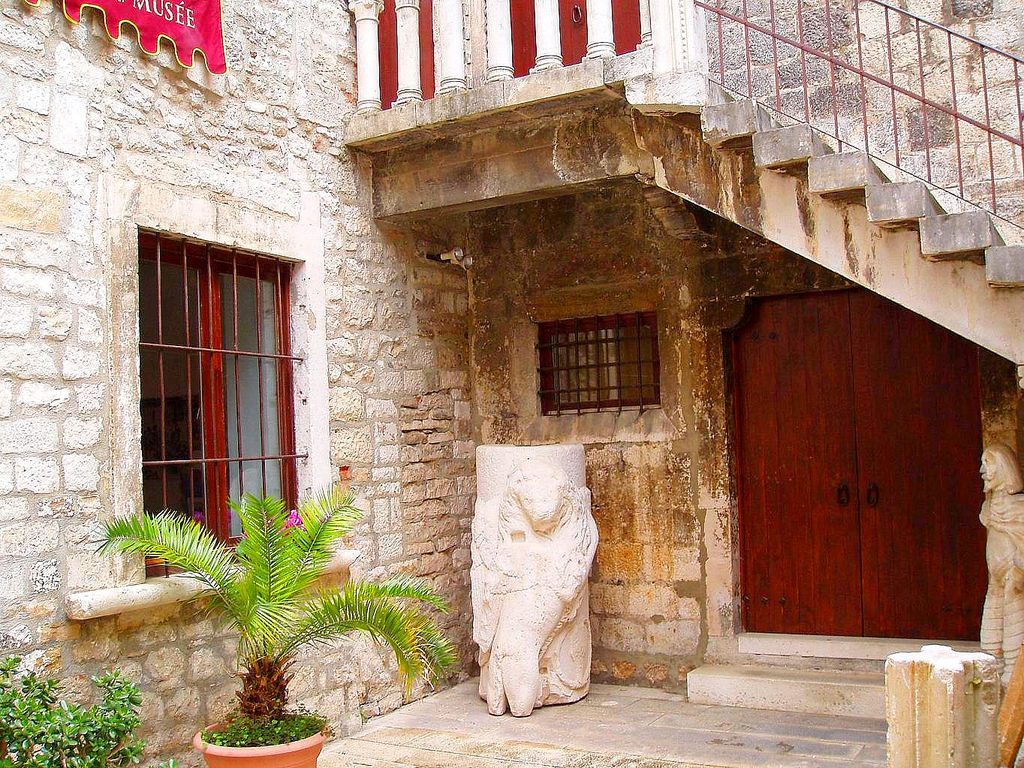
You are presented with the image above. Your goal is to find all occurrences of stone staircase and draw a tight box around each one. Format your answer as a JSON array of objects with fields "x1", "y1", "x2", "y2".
[{"x1": 701, "y1": 100, "x2": 1024, "y2": 288}]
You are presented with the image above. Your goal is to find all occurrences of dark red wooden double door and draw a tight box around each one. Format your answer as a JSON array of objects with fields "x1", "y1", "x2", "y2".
[{"x1": 732, "y1": 290, "x2": 986, "y2": 640}]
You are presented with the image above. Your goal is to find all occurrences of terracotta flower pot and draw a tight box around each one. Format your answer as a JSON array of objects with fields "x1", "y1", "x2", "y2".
[{"x1": 193, "y1": 728, "x2": 325, "y2": 768}]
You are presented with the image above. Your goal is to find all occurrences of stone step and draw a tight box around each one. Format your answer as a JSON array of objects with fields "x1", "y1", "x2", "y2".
[
  {"x1": 986, "y1": 245, "x2": 1024, "y2": 287},
  {"x1": 865, "y1": 181, "x2": 942, "y2": 229},
  {"x1": 701, "y1": 100, "x2": 774, "y2": 149},
  {"x1": 686, "y1": 664, "x2": 885, "y2": 719},
  {"x1": 808, "y1": 152, "x2": 888, "y2": 200},
  {"x1": 919, "y1": 210, "x2": 1004, "y2": 262},
  {"x1": 752, "y1": 124, "x2": 831, "y2": 171}
]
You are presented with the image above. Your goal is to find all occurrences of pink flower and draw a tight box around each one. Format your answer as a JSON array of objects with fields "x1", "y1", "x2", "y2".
[{"x1": 284, "y1": 509, "x2": 302, "y2": 529}]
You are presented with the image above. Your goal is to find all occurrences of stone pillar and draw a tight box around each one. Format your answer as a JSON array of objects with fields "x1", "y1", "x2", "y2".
[
  {"x1": 435, "y1": 0, "x2": 468, "y2": 92},
  {"x1": 886, "y1": 645, "x2": 1000, "y2": 768},
  {"x1": 352, "y1": 0, "x2": 385, "y2": 113},
  {"x1": 533, "y1": 0, "x2": 563, "y2": 71},
  {"x1": 485, "y1": 0, "x2": 514, "y2": 81},
  {"x1": 638, "y1": 0, "x2": 651, "y2": 47},
  {"x1": 585, "y1": 0, "x2": 615, "y2": 59},
  {"x1": 649, "y1": 0, "x2": 705, "y2": 75},
  {"x1": 472, "y1": 444, "x2": 597, "y2": 717},
  {"x1": 395, "y1": 0, "x2": 423, "y2": 104}
]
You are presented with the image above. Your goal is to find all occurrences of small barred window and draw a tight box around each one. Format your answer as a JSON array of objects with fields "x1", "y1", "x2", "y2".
[{"x1": 537, "y1": 312, "x2": 661, "y2": 416}]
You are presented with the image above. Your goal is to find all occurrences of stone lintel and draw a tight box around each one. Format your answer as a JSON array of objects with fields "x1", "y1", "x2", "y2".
[
  {"x1": 370, "y1": 110, "x2": 652, "y2": 221},
  {"x1": 344, "y1": 50, "x2": 710, "y2": 153},
  {"x1": 65, "y1": 548, "x2": 360, "y2": 620}
]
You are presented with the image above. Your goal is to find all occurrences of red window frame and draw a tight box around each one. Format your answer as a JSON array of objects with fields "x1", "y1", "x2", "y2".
[
  {"x1": 138, "y1": 230, "x2": 302, "y2": 567},
  {"x1": 538, "y1": 311, "x2": 661, "y2": 415}
]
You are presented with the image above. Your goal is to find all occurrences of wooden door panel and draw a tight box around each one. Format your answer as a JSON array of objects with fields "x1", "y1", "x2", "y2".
[
  {"x1": 850, "y1": 291, "x2": 986, "y2": 640},
  {"x1": 559, "y1": 0, "x2": 588, "y2": 65},
  {"x1": 613, "y1": 0, "x2": 642, "y2": 54},
  {"x1": 734, "y1": 292, "x2": 862, "y2": 635}
]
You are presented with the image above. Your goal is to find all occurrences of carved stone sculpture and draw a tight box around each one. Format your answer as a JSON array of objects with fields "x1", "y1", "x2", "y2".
[
  {"x1": 979, "y1": 443, "x2": 1024, "y2": 684},
  {"x1": 471, "y1": 445, "x2": 598, "y2": 717}
]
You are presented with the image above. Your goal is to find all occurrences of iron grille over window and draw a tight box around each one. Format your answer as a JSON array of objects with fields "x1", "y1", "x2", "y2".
[
  {"x1": 137, "y1": 230, "x2": 303, "y2": 554},
  {"x1": 538, "y1": 312, "x2": 661, "y2": 416}
]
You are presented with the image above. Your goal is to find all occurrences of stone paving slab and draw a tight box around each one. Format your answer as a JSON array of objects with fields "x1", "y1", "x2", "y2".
[{"x1": 320, "y1": 681, "x2": 887, "y2": 768}]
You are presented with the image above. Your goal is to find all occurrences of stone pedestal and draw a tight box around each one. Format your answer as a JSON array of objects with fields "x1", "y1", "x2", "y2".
[
  {"x1": 886, "y1": 645, "x2": 1000, "y2": 768},
  {"x1": 471, "y1": 444, "x2": 597, "y2": 717}
]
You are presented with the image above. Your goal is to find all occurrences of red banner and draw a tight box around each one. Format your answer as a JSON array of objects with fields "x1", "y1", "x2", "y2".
[{"x1": 24, "y1": 0, "x2": 226, "y2": 74}]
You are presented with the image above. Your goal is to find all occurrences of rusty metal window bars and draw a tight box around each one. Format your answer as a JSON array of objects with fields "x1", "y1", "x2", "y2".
[
  {"x1": 137, "y1": 230, "x2": 303, "y2": 566},
  {"x1": 538, "y1": 312, "x2": 661, "y2": 416}
]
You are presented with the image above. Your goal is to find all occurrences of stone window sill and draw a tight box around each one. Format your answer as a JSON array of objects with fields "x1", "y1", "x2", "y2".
[{"x1": 65, "y1": 549, "x2": 360, "y2": 620}]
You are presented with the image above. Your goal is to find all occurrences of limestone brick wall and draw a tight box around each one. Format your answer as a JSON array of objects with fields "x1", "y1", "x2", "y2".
[{"x1": 0, "y1": 0, "x2": 475, "y2": 764}]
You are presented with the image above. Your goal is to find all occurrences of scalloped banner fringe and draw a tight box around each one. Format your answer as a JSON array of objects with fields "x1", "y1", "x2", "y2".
[{"x1": 23, "y1": 0, "x2": 227, "y2": 74}]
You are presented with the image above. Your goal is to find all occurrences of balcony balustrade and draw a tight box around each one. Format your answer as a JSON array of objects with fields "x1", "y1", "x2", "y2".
[{"x1": 348, "y1": 0, "x2": 706, "y2": 117}]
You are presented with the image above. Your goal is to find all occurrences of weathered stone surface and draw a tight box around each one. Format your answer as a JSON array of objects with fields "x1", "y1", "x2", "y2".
[
  {"x1": 0, "y1": 187, "x2": 63, "y2": 233},
  {"x1": 700, "y1": 99, "x2": 774, "y2": 148},
  {"x1": 807, "y1": 151, "x2": 888, "y2": 199},
  {"x1": 985, "y1": 246, "x2": 1024, "y2": 288},
  {"x1": 472, "y1": 445, "x2": 596, "y2": 717},
  {"x1": 865, "y1": 182, "x2": 942, "y2": 229},
  {"x1": 920, "y1": 211, "x2": 1002, "y2": 261},
  {"x1": 885, "y1": 645, "x2": 999, "y2": 768},
  {"x1": 752, "y1": 124, "x2": 831, "y2": 169}
]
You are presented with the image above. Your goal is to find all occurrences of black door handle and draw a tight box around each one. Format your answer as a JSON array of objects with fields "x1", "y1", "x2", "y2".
[
  {"x1": 866, "y1": 482, "x2": 880, "y2": 507},
  {"x1": 837, "y1": 483, "x2": 850, "y2": 506}
]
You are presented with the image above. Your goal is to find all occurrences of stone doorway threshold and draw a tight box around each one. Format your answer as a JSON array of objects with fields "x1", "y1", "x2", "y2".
[
  {"x1": 320, "y1": 680, "x2": 886, "y2": 768},
  {"x1": 736, "y1": 632, "x2": 981, "y2": 660}
]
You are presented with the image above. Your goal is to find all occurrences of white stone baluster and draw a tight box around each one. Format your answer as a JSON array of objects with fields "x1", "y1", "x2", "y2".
[
  {"x1": 533, "y1": 0, "x2": 562, "y2": 70},
  {"x1": 395, "y1": 0, "x2": 423, "y2": 103},
  {"x1": 648, "y1": 0, "x2": 676, "y2": 75},
  {"x1": 585, "y1": 0, "x2": 615, "y2": 59},
  {"x1": 638, "y1": 0, "x2": 652, "y2": 46},
  {"x1": 485, "y1": 0, "x2": 514, "y2": 81},
  {"x1": 436, "y1": 0, "x2": 468, "y2": 92},
  {"x1": 352, "y1": 0, "x2": 385, "y2": 113}
]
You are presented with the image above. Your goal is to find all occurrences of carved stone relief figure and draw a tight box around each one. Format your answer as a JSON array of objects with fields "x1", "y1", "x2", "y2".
[
  {"x1": 979, "y1": 443, "x2": 1024, "y2": 684},
  {"x1": 471, "y1": 445, "x2": 598, "y2": 717}
]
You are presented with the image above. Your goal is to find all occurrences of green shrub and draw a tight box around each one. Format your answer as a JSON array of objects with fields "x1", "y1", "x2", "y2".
[
  {"x1": 201, "y1": 712, "x2": 328, "y2": 748},
  {"x1": 0, "y1": 656, "x2": 145, "y2": 768}
]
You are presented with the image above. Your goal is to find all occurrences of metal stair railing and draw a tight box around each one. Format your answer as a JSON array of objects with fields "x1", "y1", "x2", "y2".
[{"x1": 696, "y1": 0, "x2": 1024, "y2": 229}]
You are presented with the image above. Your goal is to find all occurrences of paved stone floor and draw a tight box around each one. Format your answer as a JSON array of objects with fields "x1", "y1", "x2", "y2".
[{"x1": 320, "y1": 680, "x2": 887, "y2": 768}]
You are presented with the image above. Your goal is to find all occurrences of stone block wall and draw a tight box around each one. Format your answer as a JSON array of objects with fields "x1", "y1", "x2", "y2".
[
  {"x1": 0, "y1": 0, "x2": 476, "y2": 764},
  {"x1": 460, "y1": 184, "x2": 709, "y2": 690}
]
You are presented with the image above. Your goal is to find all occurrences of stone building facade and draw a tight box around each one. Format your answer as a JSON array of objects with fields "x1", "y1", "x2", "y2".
[
  {"x1": 0, "y1": 0, "x2": 475, "y2": 759},
  {"x1": 2, "y1": 0, "x2": 1024, "y2": 762}
]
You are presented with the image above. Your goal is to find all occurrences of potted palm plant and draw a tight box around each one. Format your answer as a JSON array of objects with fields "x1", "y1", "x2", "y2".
[{"x1": 99, "y1": 488, "x2": 456, "y2": 768}]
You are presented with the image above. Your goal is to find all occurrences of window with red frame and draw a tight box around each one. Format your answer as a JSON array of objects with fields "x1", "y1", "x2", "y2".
[
  {"x1": 538, "y1": 312, "x2": 661, "y2": 415},
  {"x1": 137, "y1": 230, "x2": 302, "y2": 560}
]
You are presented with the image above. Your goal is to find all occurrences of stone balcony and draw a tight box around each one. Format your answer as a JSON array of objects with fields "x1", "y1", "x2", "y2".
[{"x1": 344, "y1": 0, "x2": 717, "y2": 221}]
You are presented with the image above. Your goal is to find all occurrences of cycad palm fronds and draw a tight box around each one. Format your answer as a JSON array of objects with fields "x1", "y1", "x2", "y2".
[
  {"x1": 98, "y1": 487, "x2": 456, "y2": 719},
  {"x1": 281, "y1": 578, "x2": 457, "y2": 687}
]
